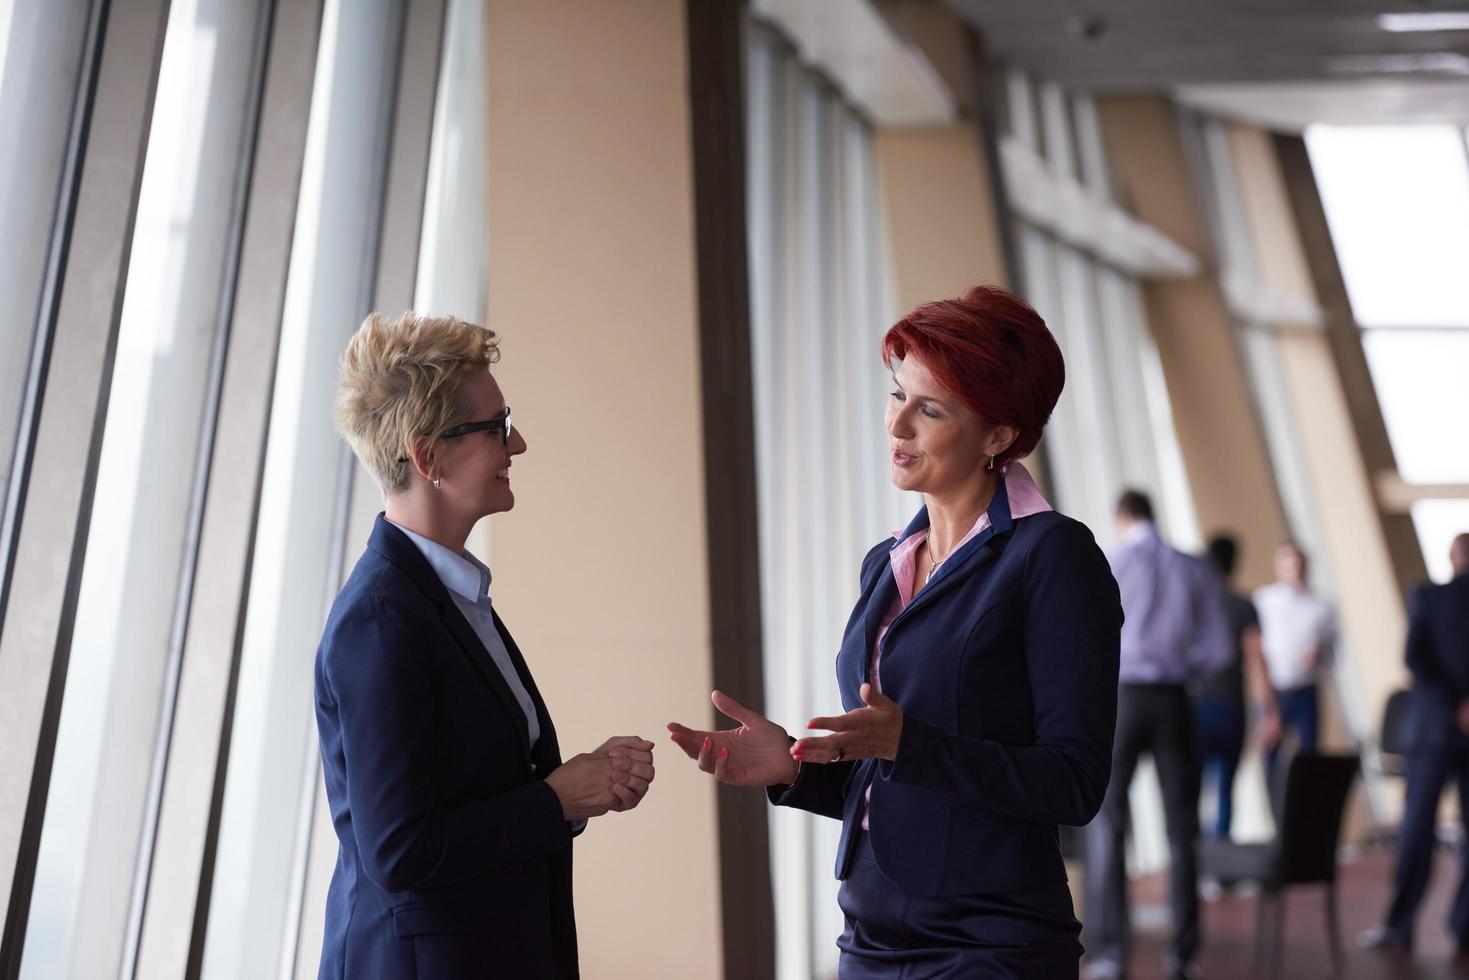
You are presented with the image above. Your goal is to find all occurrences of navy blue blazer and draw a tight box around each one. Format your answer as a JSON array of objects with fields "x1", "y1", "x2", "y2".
[
  {"x1": 771, "y1": 480, "x2": 1122, "y2": 897},
  {"x1": 1403, "y1": 573, "x2": 1469, "y2": 755},
  {"x1": 315, "y1": 515, "x2": 578, "y2": 979}
]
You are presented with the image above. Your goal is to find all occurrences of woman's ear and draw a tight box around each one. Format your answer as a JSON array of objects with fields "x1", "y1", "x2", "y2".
[
  {"x1": 986, "y1": 424, "x2": 1018, "y2": 460},
  {"x1": 408, "y1": 436, "x2": 439, "y2": 483}
]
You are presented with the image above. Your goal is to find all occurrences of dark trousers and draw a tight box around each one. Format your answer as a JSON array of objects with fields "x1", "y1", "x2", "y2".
[
  {"x1": 1385, "y1": 747, "x2": 1469, "y2": 945},
  {"x1": 1084, "y1": 683, "x2": 1201, "y2": 970},
  {"x1": 1265, "y1": 684, "x2": 1319, "y2": 791},
  {"x1": 1195, "y1": 697, "x2": 1244, "y2": 839}
]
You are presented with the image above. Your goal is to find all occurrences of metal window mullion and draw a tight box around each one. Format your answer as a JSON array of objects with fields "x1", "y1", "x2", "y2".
[{"x1": 118, "y1": 3, "x2": 280, "y2": 977}]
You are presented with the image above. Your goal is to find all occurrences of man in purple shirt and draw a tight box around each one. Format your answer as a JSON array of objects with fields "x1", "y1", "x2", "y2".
[{"x1": 1083, "y1": 490, "x2": 1231, "y2": 980}]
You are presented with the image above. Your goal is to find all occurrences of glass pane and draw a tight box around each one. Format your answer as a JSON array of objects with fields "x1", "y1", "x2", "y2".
[
  {"x1": 1306, "y1": 126, "x2": 1469, "y2": 328},
  {"x1": 1057, "y1": 245, "x2": 1122, "y2": 512},
  {"x1": 1411, "y1": 499, "x2": 1469, "y2": 585},
  {"x1": 20, "y1": 0, "x2": 268, "y2": 976},
  {"x1": 0, "y1": 0, "x2": 90, "y2": 518},
  {"x1": 413, "y1": 0, "x2": 485, "y2": 320},
  {"x1": 1018, "y1": 227, "x2": 1094, "y2": 526},
  {"x1": 1238, "y1": 329, "x2": 1325, "y2": 560},
  {"x1": 200, "y1": 1, "x2": 405, "y2": 977},
  {"x1": 746, "y1": 31, "x2": 899, "y2": 980},
  {"x1": 1095, "y1": 268, "x2": 1175, "y2": 525},
  {"x1": 1362, "y1": 330, "x2": 1469, "y2": 484}
]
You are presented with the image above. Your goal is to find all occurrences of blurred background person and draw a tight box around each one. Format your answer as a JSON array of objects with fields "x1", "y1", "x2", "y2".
[
  {"x1": 1254, "y1": 542, "x2": 1336, "y2": 785},
  {"x1": 1084, "y1": 490, "x2": 1231, "y2": 980},
  {"x1": 670, "y1": 286, "x2": 1122, "y2": 978},
  {"x1": 315, "y1": 313, "x2": 655, "y2": 980},
  {"x1": 1195, "y1": 533, "x2": 1279, "y2": 842},
  {"x1": 1361, "y1": 533, "x2": 1469, "y2": 955}
]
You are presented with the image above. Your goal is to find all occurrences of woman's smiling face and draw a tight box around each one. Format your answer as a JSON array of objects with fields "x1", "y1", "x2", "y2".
[{"x1": 885, "y1": 354, "x2": 1012, "y2": 498}]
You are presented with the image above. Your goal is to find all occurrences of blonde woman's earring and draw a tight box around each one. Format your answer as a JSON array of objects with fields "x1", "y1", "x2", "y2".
[{"x1": 433, "y1": 476, "x2": 442, "y2": 490}]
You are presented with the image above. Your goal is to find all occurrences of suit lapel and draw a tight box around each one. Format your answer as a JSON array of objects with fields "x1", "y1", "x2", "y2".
[
  {"x1": 493, "y1": 608, "x2": 562, "y2": 771},
  {"x1": 437, "y1": 603, "x2": 534, "y2": 760},
  {"x1": 847, "y1": 509, "x2": 929, "y2": 704},
  {"x1": 858, "y1": 563, "x2": 898, "y2": 681},
  {"x1": 368, "y1": 515, "x2": 533, "y2": 761},
  {"x1": 885, "y1": 477, "x2": 1015, "y2": 637}
]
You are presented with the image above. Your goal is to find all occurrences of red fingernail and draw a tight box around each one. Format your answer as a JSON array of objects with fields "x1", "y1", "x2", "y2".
[
  {"x1": 719, "y1": 748, "x2": 728, "y2": 759},
  {"x1": 703, "y1": 737, "x2": 711, "y2": 749}
]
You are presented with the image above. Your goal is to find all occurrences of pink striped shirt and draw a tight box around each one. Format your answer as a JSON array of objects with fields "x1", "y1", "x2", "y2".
[{"x1": 863, "y1": 462, "x2": 1053, "y2": 829}]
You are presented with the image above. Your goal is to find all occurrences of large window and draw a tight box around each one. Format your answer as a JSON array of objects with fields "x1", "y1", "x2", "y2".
[
  {"x1": 0, "y1": 1, "x2": 479, "y2": 975},
  {"x1": 1004, "y1": 74, "x2": 1198, "y2": 550},
  {"x1": 1307, "y1": 125, "x2": 1469, "y2": 583},
  {"x1": 1005, "y1": 72, "x2": 1206, "y2": 869},
  {"x1": 745, "y1": 19, "x2": 903, "y2": 980},
  {"x1": 22, "y1": 2, "x2": 271, "y2": 975}
]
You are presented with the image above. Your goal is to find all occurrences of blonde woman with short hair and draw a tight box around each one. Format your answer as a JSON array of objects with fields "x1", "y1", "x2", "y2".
[{"x1": 315, "y1": 312, "x2": 653, "y2": 980}]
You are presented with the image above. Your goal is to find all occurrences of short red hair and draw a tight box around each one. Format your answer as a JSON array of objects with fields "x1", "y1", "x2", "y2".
[{"x1": 881, "y1": 285, "x2": 1064, "y2": 469}]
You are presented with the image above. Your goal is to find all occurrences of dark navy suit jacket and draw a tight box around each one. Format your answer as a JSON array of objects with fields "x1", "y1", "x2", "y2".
[
  {"x1": 1403, "y1": 573, "x2": 1469, "y2": 755},
  {"x1": 315, "y1": 515, "x2": 578, "y2": 979},
  {"x1": 772, "y1": 480, "x2": 1122, "y2": 896}
]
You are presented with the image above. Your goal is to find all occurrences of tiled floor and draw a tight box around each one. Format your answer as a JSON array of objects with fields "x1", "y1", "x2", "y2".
[{"x1": 1111, "y1": 847, "x2": 1468, "y2": 979}]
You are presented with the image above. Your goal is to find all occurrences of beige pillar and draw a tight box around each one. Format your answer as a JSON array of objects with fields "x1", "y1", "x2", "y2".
[
  {"x1": 1096, "y1": 97, "x2": 1292, "y2": 589},
  {"x1": 876, "y1": 125, "x2": 1009, "y2": 308},
  {"x1": 482, "y1": 3, "x2": 722, "y2": 977}
]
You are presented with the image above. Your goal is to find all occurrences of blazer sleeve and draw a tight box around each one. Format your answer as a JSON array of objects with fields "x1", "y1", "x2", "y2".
[
  {"x1": 879, "y1": 519, "x2": 1122, "y2": 827},
  {"x1": 767, "y1": 753, "x2": 856, "y2": 820},
  {"x1": 320, "y1": 596, "x2": 571, "y2": 892},
  {"x1": 1405, "y1": 586, "x2": 1454, "y2": 697}
]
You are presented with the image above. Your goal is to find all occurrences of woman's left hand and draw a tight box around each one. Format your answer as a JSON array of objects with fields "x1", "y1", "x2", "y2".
[{"x1": 792, "y1": 683, "x2": 903, "y2": 764}]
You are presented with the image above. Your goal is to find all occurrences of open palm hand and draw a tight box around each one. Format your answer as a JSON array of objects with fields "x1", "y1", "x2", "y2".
[{"x1": 668, "y1": 691, "x2": 799, "y2": 787}]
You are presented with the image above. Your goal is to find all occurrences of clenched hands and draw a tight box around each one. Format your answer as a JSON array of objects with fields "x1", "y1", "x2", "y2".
[{"x1": 545, "y1": 735, "x2": 655, "y2": 821}]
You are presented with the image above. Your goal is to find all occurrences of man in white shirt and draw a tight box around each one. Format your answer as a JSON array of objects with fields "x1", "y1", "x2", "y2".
[{"x1": 1253, "y1": 542, "x2": 1335, "y2": 787}]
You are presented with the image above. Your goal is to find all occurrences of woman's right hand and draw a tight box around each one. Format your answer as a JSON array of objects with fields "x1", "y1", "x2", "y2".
[
  {"x1": 668, "y1": 691, "x2": 799, "y2": 788},
  {"x1": 545, "y1": 753, "x2": 637, "y2": 821}
]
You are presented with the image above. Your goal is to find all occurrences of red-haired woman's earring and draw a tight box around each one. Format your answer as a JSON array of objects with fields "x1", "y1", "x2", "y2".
[
  {"x1": 433, "y1": 476, "x2": 442, "y2": 490},
  {"x1": 987, "y1": 454, "x2": 995, "y2": 472}
]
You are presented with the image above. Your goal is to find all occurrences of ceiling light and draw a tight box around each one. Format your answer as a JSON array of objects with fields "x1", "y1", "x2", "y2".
[
  {"x1": 1378, "y1": 12, "x2": 1469, "y2": 31},
  {"x1": 1326, "y1": 52, "x2": 1469, "y2": 75}
]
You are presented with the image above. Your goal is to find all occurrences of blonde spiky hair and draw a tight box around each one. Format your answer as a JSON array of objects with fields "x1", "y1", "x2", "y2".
[{"x1": 334, "y1": 311, "x2": 500, "y2": 493}]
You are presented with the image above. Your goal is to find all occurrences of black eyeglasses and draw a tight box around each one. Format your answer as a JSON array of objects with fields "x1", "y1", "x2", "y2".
[
  {"x1": 441, "y1": 408, "x2": 512, "y2": 445},
  {"x1": 398, "y1": 409, "x2": 512, "y2": 462}
]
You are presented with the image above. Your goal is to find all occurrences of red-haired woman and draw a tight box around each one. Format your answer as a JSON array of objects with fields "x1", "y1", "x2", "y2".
[{"x1": 670, "y1": 286, "x2": 1122, "y2": 977}]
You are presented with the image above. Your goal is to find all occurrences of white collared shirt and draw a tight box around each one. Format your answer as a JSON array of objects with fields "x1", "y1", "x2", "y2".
[
  {"x1": 1252, "y1": 580, "x2": 1335, "y2": 691},
  {"x1": 390, "y1": 520, "x2": 541, "y2": 754}
]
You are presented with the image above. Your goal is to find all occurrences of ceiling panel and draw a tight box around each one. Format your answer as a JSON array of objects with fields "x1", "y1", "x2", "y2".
[{"x1": 946, "y1": 0, "x2": 1469, "y2": 126}]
